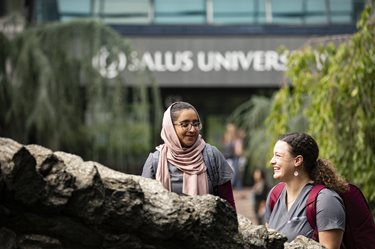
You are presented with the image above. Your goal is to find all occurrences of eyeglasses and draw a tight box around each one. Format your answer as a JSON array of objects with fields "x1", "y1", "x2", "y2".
[{"x1": 174, "y1": 121, "x2": 202, "y2": 131}]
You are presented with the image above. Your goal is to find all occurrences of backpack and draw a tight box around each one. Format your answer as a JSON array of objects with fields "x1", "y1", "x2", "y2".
[
  {"x1": 269, "y1": 182, "x2": 375, "y2": 249},
  {"x1": 151, "y1": 144, "x2": 220, "y2": 194}
]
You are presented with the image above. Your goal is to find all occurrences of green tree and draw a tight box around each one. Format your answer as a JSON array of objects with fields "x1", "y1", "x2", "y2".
[
  {"x1": 227, "y1": 94, "x2": 307, "y2": 186},
  {"x1": 227, "y1": 96, "x2": 273, "y2": 171},
  {"x1": 267, "y1": 5, "x2": 375, "y2": 203},
  {"x1": 0, "y1": 19, "x2": 162, "y2": 173}
]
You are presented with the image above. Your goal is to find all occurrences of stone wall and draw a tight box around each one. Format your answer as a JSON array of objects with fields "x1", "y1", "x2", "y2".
[{"x1": 0, "y1": 137, "x2": 324, "y2": 249}]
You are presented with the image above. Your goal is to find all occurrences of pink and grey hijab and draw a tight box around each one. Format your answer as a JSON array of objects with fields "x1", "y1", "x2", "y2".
[{"x1": 155, "y1": 103, "x2": 209, "y2": 195}]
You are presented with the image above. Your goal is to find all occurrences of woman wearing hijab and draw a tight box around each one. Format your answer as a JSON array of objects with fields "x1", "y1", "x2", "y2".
[{"x1": 141, "y1": 101, "x2": 236, "y2": 210}]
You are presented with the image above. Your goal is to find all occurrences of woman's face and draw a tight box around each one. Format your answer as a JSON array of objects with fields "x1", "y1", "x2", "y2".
[
  {"x1": 173, "y1": 108, "x2": 200, "y2": 147},
  {"x1": 270, "y1": 140, "x2": 296, "y2": 181}
]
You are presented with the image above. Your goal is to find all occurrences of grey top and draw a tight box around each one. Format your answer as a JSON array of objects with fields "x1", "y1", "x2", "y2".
[
  {"x1": 141, "y1": 144, "x2": 233, "y2": 195},
  {"x1": 264, "y1": 183, "x2": 345, "y2": 242}
]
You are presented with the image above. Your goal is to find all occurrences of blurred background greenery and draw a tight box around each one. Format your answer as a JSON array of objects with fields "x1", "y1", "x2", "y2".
[
  {"x1": 0, "y1": 19, "x2": 163, "y2": 174},
  {"x1": 228, "y1": 6, "x2": 375, "y2": 212}
]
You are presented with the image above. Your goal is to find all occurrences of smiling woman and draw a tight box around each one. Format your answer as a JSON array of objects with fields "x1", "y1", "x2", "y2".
[
  {"x1": 172, "y1": 108, "x2": 201, "y2": 147},
  {"x1": 265, "y1": 133, "x2": 348, "y2": 249},
  {"x1": 141, "y1": 101, "x2": 236, "y2": 210}
]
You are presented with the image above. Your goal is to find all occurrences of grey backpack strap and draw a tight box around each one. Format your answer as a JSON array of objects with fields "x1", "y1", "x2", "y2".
[
  {"x1": 203, "y1": 144, "x2": 219, "y2": 195},
  {"x1": 151, "y1": 150, "x2": 160, "y2": 178}
]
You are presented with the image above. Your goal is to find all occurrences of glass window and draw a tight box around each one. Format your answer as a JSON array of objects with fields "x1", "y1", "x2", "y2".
[
  {"x1": 305, "y1": 0, "x2": 329, "y2": 24},
  {"x1": 101, "y1": 0, "x2": 150, "y2": 24},
  {"x1": 330, "y1": 0, "x2": 352, "y2": 23},
  {"x1": 57, "y1": 0, "x2": 150, "y2": 24},
  {"x1": 213, "y1": 0, "x2": 264, "y2": 24},
  {"x1": 154, "y1": 0, "x2": 206, "y2": 24},
  {"x1": 57, "y1": 0, "x2": 92, "y2": 21},
  {"x1": 37, "y1": 0, "x2": 361, "y2": 26},
  {"x1": 271, "y1": 0, "x2": 304, "y2": 24}
]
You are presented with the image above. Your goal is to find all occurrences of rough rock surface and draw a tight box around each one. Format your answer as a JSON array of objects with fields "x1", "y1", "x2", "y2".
[{"x1": 0, "y1": 137, "x2": 325, "y2": 249}]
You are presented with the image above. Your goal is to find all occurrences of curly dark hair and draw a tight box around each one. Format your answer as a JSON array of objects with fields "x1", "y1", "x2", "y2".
[{"x1": 279, "y1": 132, "x2": 348, "y2": 193}]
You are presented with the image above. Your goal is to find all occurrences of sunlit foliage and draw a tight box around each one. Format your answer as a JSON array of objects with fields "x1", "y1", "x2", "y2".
[{"x1": 267, "y1": 5, "x2": 375, "y2": 202}]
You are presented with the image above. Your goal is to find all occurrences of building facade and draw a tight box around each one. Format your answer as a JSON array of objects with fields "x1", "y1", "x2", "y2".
[{"x1": 1, "y1": 0, "x2": 366, "y2": 144}]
